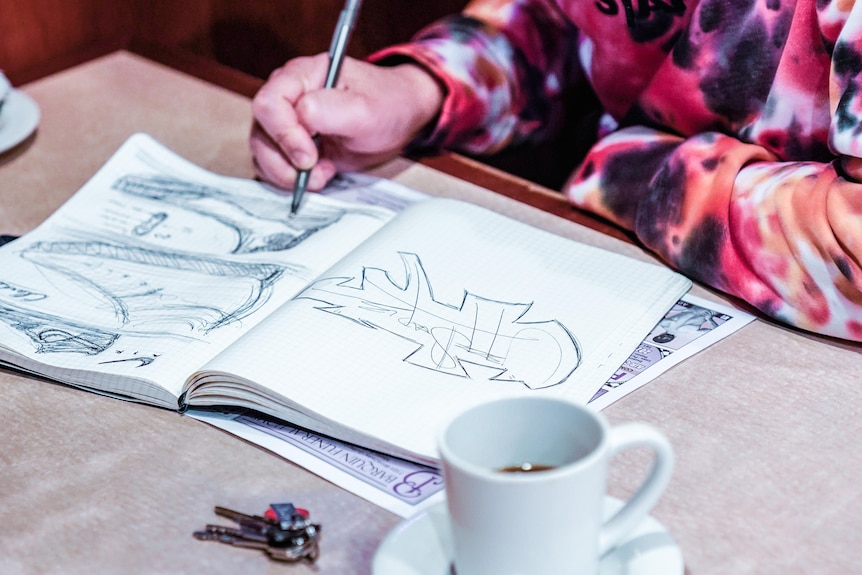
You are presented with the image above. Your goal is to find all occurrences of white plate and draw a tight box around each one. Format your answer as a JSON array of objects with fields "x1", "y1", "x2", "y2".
[
  {"x1": 0, "y1": 89, "x2": 40, "y2": 154},
  {"x1": 372, "y1": 496, "x2": 684, "y2": 575}
]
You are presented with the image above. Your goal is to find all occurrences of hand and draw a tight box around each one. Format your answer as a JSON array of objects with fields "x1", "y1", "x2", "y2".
[{"x1": 250, "y1": 54, "x2": 444, "y2": 191}]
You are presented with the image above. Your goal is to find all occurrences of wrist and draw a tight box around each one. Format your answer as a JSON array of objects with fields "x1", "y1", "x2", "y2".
[{"x1": 390, "y1": 63, "x2": 445, "y2": 140}]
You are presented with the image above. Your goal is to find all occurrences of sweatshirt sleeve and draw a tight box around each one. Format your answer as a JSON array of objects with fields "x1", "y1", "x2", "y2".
[
  {"x1": 564, "y1": 1, "x2": 862, "y2": 341},
  {"x1": 370, "y1": 0, "x2": 862, "y2": 341},
  {"x1": 563, "y1": 128, "x2": 862, "y2": 340},
  {"x1": 367, "y1": 0, "x2": 585, "y2": 155}
]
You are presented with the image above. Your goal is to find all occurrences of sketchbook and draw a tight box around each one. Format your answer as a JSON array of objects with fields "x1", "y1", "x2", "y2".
[{"x1": 0, "y1": 134, "x2": 691, "y2": 465}]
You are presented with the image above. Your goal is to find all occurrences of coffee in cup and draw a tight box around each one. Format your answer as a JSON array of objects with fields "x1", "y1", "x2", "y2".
[{"x1": 438, "y1": 396, "x2": 674, "y2": 575}]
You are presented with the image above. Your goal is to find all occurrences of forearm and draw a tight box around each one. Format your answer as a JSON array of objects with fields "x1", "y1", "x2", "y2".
[{"x1": 566, "y1": 127, "x2": 862, "y2": 341}]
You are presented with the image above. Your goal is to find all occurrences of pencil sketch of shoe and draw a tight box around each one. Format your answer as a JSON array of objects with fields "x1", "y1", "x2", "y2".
[
  {"x1": 112, "y1": 174, "x2": 378, "y2": 254},
  {"x1": 17, "y1": 240, "x2": 291, "y2": 341},
  {"x1": 0, "y1": 299, "x2": 119, "y2": 355},
  {"x1": 0, "y1": 171, "x2": 388, "y2": 361},
  {"x1": 297, "y1": 252, "x2": 582, "y2": 389}
]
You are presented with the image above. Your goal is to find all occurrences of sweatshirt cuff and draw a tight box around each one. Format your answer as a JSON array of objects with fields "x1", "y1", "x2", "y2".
[{"x1": 368, "y1": 41, "x2": 487, "y2": 155}]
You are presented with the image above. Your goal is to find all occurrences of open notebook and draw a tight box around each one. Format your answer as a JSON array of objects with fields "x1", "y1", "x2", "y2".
[{"x1": 0, "y1": 134, "x2": 690, "y2": 465}]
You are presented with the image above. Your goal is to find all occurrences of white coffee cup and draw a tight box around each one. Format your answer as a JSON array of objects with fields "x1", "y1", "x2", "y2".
[
  {"x1": 438, "y1": 396, "x2": 674, "y2": 575},
  {"x1": 0, "y1": 71, "x2": 10, "y2": 113}
]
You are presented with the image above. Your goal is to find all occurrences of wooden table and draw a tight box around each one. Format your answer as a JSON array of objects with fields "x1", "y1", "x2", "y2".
[{"x1": 1, "y1": 50, "x2": 861, "y2": 575}]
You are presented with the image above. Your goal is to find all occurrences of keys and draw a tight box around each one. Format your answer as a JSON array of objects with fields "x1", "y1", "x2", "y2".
[{"x1": 194, "y1": 502, "x2": 321, "y2": 563}]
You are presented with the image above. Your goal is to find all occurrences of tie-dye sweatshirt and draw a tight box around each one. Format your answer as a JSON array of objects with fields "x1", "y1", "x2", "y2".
[{"x1": 370, "y1": 0, "x2": 862, "y2": 342}]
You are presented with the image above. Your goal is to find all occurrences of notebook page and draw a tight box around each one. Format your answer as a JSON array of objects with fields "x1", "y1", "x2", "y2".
[{"x1": 195, "y1": 198, "x2": 691, "y2": 462}]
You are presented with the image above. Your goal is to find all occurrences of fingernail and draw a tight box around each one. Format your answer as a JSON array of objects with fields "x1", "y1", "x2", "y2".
[{"x1": 292, "y1": 150, "x2": 313, "y2": 170}]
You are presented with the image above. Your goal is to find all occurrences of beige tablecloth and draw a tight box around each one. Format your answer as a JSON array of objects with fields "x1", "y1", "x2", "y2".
[{"x1": 1, "y1": 51, "x2": 861, "y2": 575}]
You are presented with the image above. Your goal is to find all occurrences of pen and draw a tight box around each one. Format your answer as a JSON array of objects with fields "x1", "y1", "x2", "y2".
[{"x1": 290, "y1": 0, "x2": 364, "y2": 217}]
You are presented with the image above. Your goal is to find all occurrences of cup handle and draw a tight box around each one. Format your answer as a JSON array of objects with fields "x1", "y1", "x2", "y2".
[{"x1": 598, "y1": 422, "x2": 675, "y2": 555}]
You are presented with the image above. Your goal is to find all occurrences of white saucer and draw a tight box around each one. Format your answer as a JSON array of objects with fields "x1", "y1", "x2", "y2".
[
  {"x1": 0, "y1": 89, "x2": 40, "y2": 154},
  {"x1": 372, "y1": 496, "x2": 683, "y2": 575}
]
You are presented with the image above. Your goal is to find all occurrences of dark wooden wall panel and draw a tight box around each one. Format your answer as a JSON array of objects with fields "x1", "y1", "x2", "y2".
[
  {"x1": 131, "y1": 1, "x2": 467, "y2": 79},
  {"x1": 1, "y1": 1, "x2": 466, "y2": 84},
  {"x1": 0, "y1": 1, "x2": 575, "y2": 188},
  {"x1": 0, "y1": 0, "x2": 133, "y2": 84}
]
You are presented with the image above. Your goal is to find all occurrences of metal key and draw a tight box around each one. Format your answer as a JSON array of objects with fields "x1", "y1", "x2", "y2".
[
  {"x1": 212, "y1": 506, "x2": 271, "y2": 536},
  {"x1": 194, "y1": 504, "x2": 321, "y2": 563}
]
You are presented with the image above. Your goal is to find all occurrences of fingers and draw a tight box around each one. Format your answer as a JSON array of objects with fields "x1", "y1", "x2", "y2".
[
  {"x1": 250, "y1": 54, "x2": 375, "y2": 190},
  {"x1": 251, "y1": 54, "x2": 329, "y2": 171},
  {"x1": 296, "y1": 89, "x2": 375, "y2": 143},
  {"x1": 249, "y1": 55, "x2": 430, "y2": 190},
  {"x1": 249, "y1": 121, "x2": 293, "y2": 189},
  {"x1": 250, "y1": 122, "x2": 336, "y2": 191}
]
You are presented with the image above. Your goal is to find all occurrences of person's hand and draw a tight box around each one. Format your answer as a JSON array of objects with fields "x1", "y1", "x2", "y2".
[{"x1": 250, "y1": 54, "x2": 444, "y2": 191}]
